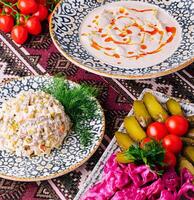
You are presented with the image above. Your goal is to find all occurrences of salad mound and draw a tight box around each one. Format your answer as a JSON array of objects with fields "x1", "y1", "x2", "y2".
[
  {"x1": 82, "y1": 154, "x2": 194, "y2": 200},
  {"x1": 0, "y1": 91, "x2": 71, "y2": 157}
]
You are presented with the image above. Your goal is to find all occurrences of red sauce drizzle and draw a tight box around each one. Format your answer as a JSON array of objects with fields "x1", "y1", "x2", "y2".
[
  {"x1": 86, "y1": 7, "x2": 177, "y2": 60},
  {"x1": 98, "y1": 28, "x2": 103, "y2": 33},
  {"x1": 119, "y1": 8, "x2": 125, "y2": 14},
  {"x1": 127, "y1": 30, "x2": 132, "y2": 34},
  {"x1": 91, "y1": 40, "x2": 114, "y2": 51},
  {"x1": 166, "y1": 26, "x2": 176, "y2": 43},
  {"x1": 101, "y1": 34, "x2": 108, "y2": 37},
  {"x1": 140, "y1": 45, "x2": 147, "y2": 49},
  {"x1": 119, "y1": 33, "x2": 126, "y2": 37},
  {"x1": 110, "y1": 19, "x2": 116, "y2": 26},
  {"x1": 129, "y1": 8, "x2": 154, "y2": 12}
]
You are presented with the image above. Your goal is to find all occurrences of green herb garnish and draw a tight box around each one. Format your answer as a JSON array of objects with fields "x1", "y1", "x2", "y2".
[
  {"x1": 44, "y1": 76, "x2": 99, "y2": 146},
  {"x1": 124, "y1": 140, "x2": 165, "y2": 175}
]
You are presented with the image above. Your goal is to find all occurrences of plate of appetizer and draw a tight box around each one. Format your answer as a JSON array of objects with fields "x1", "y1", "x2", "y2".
[
  {"x1": 75, "y1": 89, "x2": 194, "y2": 200},
  {"x1": 50, "y1": 0, "x2": 194, "y2": 79},
  {"x1": 0, "y1": 76, "x2": 105, "y2": 181}
]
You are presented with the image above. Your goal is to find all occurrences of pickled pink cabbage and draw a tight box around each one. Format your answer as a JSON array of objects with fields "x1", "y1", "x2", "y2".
[
  {"x1": 159, "y1": 190, "x2": 177, "y2": 200},
  {"x1": 127, "y1": 163, "x2": 158, "y2": 187},
  {"x1": 162, "y1": 168, "x2": 180, "y2": 192},
  {"x1": 81, "y1": 154, "x2": 194, "y2": 200}
]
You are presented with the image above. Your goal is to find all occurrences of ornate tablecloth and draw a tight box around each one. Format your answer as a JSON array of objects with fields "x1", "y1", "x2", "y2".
[{"x1": 0, "y1": 23, "x2": 194, "y2": 200}]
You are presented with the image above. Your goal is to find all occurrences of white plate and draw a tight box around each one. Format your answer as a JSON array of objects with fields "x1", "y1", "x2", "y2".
[{"x1": 50, "y1": 0, "x2": 194, "y2": 79}]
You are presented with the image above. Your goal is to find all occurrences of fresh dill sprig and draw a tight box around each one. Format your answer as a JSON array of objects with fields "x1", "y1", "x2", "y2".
[{"x1": 44, "y1": 76, "x2": 99, "y2": 146}]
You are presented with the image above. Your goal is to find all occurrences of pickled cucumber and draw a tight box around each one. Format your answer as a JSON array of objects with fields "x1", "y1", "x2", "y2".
[
  {"x1": 181, "y1": 137, "x2": 194, "y2": 146},
  {"x1": 183, "y1": 146, "x2": 194, "y2": 165},
  {"x1": 124, "y1": 116, "x2": 146, "y2": 142},
  {"x1": 187, "y1": 115, "x2": 194, "y2": 127},
  {"x1": 185, "y1": 128, "x2": 194, "y2": 139},
  {"x1": 116, "y1": 152, "x2": 132, "y2": 163},
  {"x1": 166, "y1": 98, "x2": 183, "y2": 116},
  {"x1": 143, "y1": 92, "x2": 168, "y2": 122},
  {"x1": 179, "y1": 156, "x2": 194, "y2": 175},
  {"x1": 133, "y1": 100, "x2": 152, "y2": 128},
  {"x1": 115, "y1": 131, "x2": 134, "y2": 151}
]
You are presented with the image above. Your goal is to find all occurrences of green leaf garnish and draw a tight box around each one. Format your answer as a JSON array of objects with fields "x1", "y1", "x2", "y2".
[
  {"x1": 43, "y1": 76, "x2": 99, "y2": 146},
  {"x1": 124, "y1": 140, "x2": 165, "y2": 175}
]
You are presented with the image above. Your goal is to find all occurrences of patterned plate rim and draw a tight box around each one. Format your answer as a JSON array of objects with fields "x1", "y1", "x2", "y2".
[
  {"x1": 0, "y1": 75, "x2": 105, "y2": 182},
  {"x1": 49, "y1": 0, "x2": 194, "y2": 80}
]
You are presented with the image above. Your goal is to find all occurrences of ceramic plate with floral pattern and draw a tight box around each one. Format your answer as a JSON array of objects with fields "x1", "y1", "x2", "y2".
[
  {"x1": 50, "y1": 0, "x2": 194, "y2": 79},
  {"x1": 0, "y1": 76, "x2": 105, "y2": 181}
]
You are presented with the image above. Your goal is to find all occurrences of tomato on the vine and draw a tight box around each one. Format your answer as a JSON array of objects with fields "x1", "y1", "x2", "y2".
[
  {"x1": 36, "y1": 0, "x2": 47, "y2": 5},
  {"x1": 0, "y1": 15, "x2": 14, "y2": 33},
  {"x1": 18, "y1": 15, "x2": 26, "y2": 25},
  {"x1": 5, "y1": 0, "x2": 17, "y2": 3},
  {"x1": 34, "y1": 4, "x2": 48, "y2": 21},
  {"x1": 3, "y1": 6, "x2": 13, "y2": 14},
  {"x1": 147, "y1": 122, "x2": 168, "y2": 140},
  {"x1": 163, "y1": 134, "x2": 182, "y2": 154},
  {"x1": 165, "y1": 115, "x2": 189, "y2": 136},
  {"x1": 3, "y1": 6, "x2": 17, "y2": 15},
  {"x1": 163, "y1": 150, "x2": 176, "y2": 168},
  {"x1": 26, "y1": 16, "x2": 42, "y2": 35},
  {"x1": 17, "y1": 0, "x2": 38, "y2": 15},
  {"x1": 0, "y1": 0, "x2": 16, "y2": 6},
  {"x1": 11, "y1": 25, "x2": 28, "y2": 44}
]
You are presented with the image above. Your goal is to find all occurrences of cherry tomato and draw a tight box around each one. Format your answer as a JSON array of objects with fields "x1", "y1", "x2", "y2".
[
  {"x1": 0, "y1": 15, "x2": 14, "y2": 33},
  {"x1": 3, "y1": 6, "x2": 17, "y2": 15},
  {"x1": 3, "y1": 6, "x2": 12, "y2": 14},
  {"x1": 140, "y1": 137, "x2": 152, "y2": 148},
  {"x1": 26, "y1": 16, "x2": 42, "y2": 35},
  {"x1": 17, "y1": 0, "x2": 38, "y2": 15},
  {"x1": 11, "y1": 25, "x2": 28, "y2": 44},
  {"x1": 163, "y1": 134, "x2": 183, "y2": 154},
  {"x1": 165, "y1": 115, "x2": 189, "y2": 136},
  {"x1": 33, "y1": 4, "x2": 48, "y2": 21},
  {"x1": 18, "y1": 15, "x2": 26, "y2": 25},
  {"x1": 163, "y1": 150, "x2": 176, "y2": 168},
  {"x1": 6, "y1": 0, "x2": 17, "y2": 3},
  {"x1": 0, "y1": 0, "x2": 17, "y2": 6},
  {"x1": 147, "y1": 122, "x2": 168, "y2": 140},
  {"x1": 36, "y1": 0, "x2": 47, "y2": 5}
]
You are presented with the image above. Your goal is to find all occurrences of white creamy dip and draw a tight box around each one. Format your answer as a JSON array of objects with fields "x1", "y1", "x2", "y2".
[{"x1": 80, "y1": 1, "x2": 182, "y2": 68}]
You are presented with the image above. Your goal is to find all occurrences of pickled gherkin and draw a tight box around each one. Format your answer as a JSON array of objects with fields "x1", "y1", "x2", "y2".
[
  {"x1": 115, "y1": 131, "x2": 134, "y2": 151},
  {"x1": 133, "y1": 100, "x2": 152, "y2": 128},
  {"x1": 166, "y1": 98, "x2": 183, "y2": 116},
  {"x1": 187, "y1": 115, "x2": 194, "y2": 127},
  {"x1": 179, "y1": 156, "x2": 194, "y2": 175},
  {"x1": 143, "y1": 92, "x2": 168, "y2": 122},
  {"x1": 116, "y1": 152, "x2": 131, "y2": 163},
  {"x1": 185, "y1": 128, "x2": 194, "y2": 139},
  {"x1": 124, "y1": 116, "x2": 146, "y2": 142},
  {"x1": 183, "y1": 146, "x2": 194, "y2": 165},
  {"x1": 181, "y1": 137, "x2": 194, "y2": 146}
]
